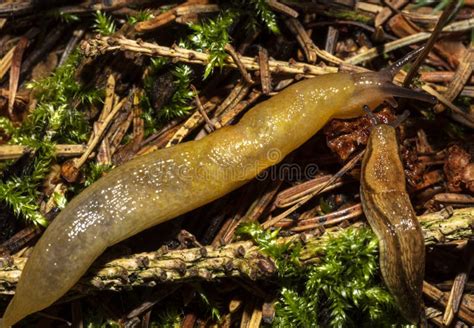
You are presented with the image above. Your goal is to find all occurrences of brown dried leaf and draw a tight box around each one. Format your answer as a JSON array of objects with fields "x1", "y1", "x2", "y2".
[
  {"x1": 462, "y1": 163, "x2": 474, "y2": 193},
  {"x1": 444, "y1": 144, "x2": 471, "y2": 192},
  {"x1": 31, "y1": 52, "x2": 57, "y2": 81},
  {"x1": 8, "y1": 37, "x2": 29, "y2": 117},
  {"x1": 401, "y1": 143, "x2": 426, "y2": 188},
  {"x1": 324, "y1": 108, "x2": 396, "y2": 160},
  {"x1": 388, "y1": 14, "x2": 466, "y2": 68},
  {"x1": 42, "y1": 164, "x2": 62, "y2": 196},
  {"x1": 61, "y1": 159, "x2": 80, "y2": 183}
]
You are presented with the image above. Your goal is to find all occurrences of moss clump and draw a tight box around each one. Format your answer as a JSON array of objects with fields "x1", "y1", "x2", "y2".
[
  {"x1": 238, "y1": 223, "x2": 407, "y2": 327},
  {"x1": 0, "y1": 51, "x2": 101, "y2": 225}
]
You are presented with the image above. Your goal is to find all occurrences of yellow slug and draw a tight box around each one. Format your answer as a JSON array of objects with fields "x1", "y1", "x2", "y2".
[
  {"x1": 360, "y1": 123, "x2": 425, "y2": 323},
  {"x1": 1, "y1": 49, "x2": 434, "y2": 327}
]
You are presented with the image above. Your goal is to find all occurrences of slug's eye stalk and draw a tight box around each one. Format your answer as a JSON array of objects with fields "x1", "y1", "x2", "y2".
[
  {"x1": 363, "y1": 104, "x2": 379, "y2": 126},
  {"x1": 335, "y1": 47, "x2": 436, "y2": 119},
  {"x1": 379, "y1": 46, "x2": 426, "y2": 80},
  {"x1": 378, "y1": 82, "x2": 436, "y2": 104},
  {"x1": 390, "y1": 110, "x2": 410, "y2": 127}
]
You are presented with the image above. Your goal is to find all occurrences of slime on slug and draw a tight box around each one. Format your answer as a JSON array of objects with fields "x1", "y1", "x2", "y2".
[
  {"x1": 1, "y1": 48, "x2": 435, "y2": 327},
  {"x1": 360, "y1": 122, "x2": 426, "y2": 324}
]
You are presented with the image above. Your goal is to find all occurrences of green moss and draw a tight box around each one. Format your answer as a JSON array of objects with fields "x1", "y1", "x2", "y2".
[
  {"x1": 24, "y1": 50, "x2": 101, "y2": 144},
  {"x1": 58, "y1": 12, "x2": 80, "y2": 24},
  {"x1": 0, "y1": 141, "x2": 54, "y2": 226},
  {"x1": 274, "y1": 287, "x2": 318, "y2": 328},
  {"x1": 304, "y1": 228, "x2": 397, "y2": 327},
  {"x1": 127, "y1": 9, "x2": 154, "y2": 25},
  {"x1": 161, "y1": 65, "x2": 195, "y2": 119},
  {"x1": 84, "y1": 162, "x2": 113, "y2": 187},
  {"x1": 151, "y1": 306, "x2": 183, "y2": 328},
  {"x1": 93, "y1": 10, "x2": 116, "y2": 36},
  {"x1": 0, "y1": 50, "x2": 102, "y2": 225},
  {"x1": 189, "y1": 10, "x2": 236, "y2": 79},
  {"x1": 196, "y1": 285, "x2": 222, "y2": 322},
  {"x1": 325, "y1": 9, "x2": 372, "y2": 25},
  {"x1": 238, "y1": 223, "x2": 407, "y2": 327},
  {"x1": 142, "y1": 59, "x2": 195, "y2": 134},
  {"x1": 243, "y1": 0, "x2": 280, "y2": 33}
]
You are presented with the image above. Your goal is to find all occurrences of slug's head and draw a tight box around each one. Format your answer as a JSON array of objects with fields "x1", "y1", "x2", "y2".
[{"x1": 335, "y1": 47, "x2": 436, "y2": 119}]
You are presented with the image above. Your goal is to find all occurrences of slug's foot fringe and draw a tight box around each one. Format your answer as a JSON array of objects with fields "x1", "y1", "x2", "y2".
[{"x1": 1, "y1": 297, "x2": 23, "y2": 328}]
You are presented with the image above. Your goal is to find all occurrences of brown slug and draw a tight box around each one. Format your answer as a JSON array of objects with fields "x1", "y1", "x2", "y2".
[
  {"x1": 1, "y1": 48, "x2": 434, "y2": 327},
  {"x1": 360, "y1": 123, "x2": 426, "y2": 323}
]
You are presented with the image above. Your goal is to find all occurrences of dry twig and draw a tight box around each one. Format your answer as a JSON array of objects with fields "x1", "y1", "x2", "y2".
[
  {"x1": 0, "y1": 144, "x2": 87, "y2": 160},
  {"x1": 344, "y1": 18, "x2": 474, "y2": 65},
  {"x1": 0, "y1": 207, "x2": 471, "y2": 295},
  {"x1": 81, "y1": 36, "x2": 338, "y2": 76}
]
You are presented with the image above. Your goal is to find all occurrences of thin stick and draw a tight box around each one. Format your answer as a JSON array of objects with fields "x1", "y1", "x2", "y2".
[
  {"x1": 81, "y1": 36, "x2": 338, "y2": 76},
  {"x1": 433, "y1": 193, "x2": 474, "y2": 204},
  {"x1": 0, "y1": 46, "x2": 15, "y2": 80},
  {"x1": 0, "y1": 144, "x2": 87, "y2": 160},
  {"x1": 442, "y1": 243, "x2": 474, "y2": 326},
  {"x1": 276, "y1": 176, "x2": 348, "y2": 208},
  {"x1": 422, "y1": 85, "x2": 474, "y2": 127},
  {"x1": 190, "y1": 85, "x2": 218, "y2": 132},
  {"x1": 423, "y1": 281, "x2": 474, "y2": 325},
  {"x1": 75, "y1": 97, "x2": 127, "y2": 169},
  {"x1": 262, "y1": 150, "x2": 365, "y2": 229},
  {"x1": 8, "y1": 36, "x2": 29, "y2": 117},
  {"x1": 403, "y1": 0, "x2": 461, "y2": 87},
  {"x1": 344, "y1": 18, "x2": 474, "y2": 65},
  {"x1": 258, "y1": 46, "x2": 272, "y2": 95},
  {"x1": 224, "y1": 44, "x2": 254, "y2": 84},
  {"x1": 285, "y1": 18, "x2": 317, "y2": 63},
  {"x1": 267, "y1": 0, "x2": 298, "y2": 18},
  {"x1": 290, "y1": 204, "x2": 363, "y2": 232},
  {"x1": 58, "y1": 28, "x2": 85, "y2": 67},
  {"x1": 164, "y1": 99, "x2": 219, "y2": 148},
  {"x1": 433, "y1": 48, "x2": 473, "y2": 113},
  {"x1": 219, "y1": 90, "x2": 262, "y2": 126}
]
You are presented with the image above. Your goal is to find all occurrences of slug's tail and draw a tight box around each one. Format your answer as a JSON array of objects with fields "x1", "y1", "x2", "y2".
[
  {"x1": 0, "y1": 317, "x2": 8, "y2": 328},
  {"x1": 2, "y1": 297, "x2": 23, "y2": 328}
]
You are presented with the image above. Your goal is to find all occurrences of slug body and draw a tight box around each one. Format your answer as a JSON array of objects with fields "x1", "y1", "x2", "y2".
[
  {"x1": 2, "y1": 52, "x2": 434, "y2": 326},
  {"x1": 360, "y1": 124, "x2": 425, "y2": 323}
]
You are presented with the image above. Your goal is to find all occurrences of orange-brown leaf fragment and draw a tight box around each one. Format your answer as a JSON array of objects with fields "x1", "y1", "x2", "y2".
[
  {"x1": 444, "y1": 144, "x2": 471, "y2": 192},
  {"x1": 324, "y1": 108, "x2": 395, "y2": 160}
]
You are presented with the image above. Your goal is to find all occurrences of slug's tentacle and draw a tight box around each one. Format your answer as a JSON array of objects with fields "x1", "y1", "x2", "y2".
[
  {"x1": 369, "y1": 46, "x2": 436, "y2": 105},
  {"x1": 362, "y1": 105, "x2": 379, "y2": 126},
  {"x1": 384, "y1": 96, "x2": 398, "y2": 108},
  {"x1": 379, "y1": 83, "x2": 436, "y2": 104},
  {"x1": 389, "y1": 110, "x2": 410, "y2": 127},
  {"x1": 380, "y1": 46, "x2": 426, "y2": 79},
  {"x1": 336, "y1": 75, "x2": 434, "y2": 118},
  {"x1": 336, "y1": 47, "x2": 435, "y2": 119}
]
